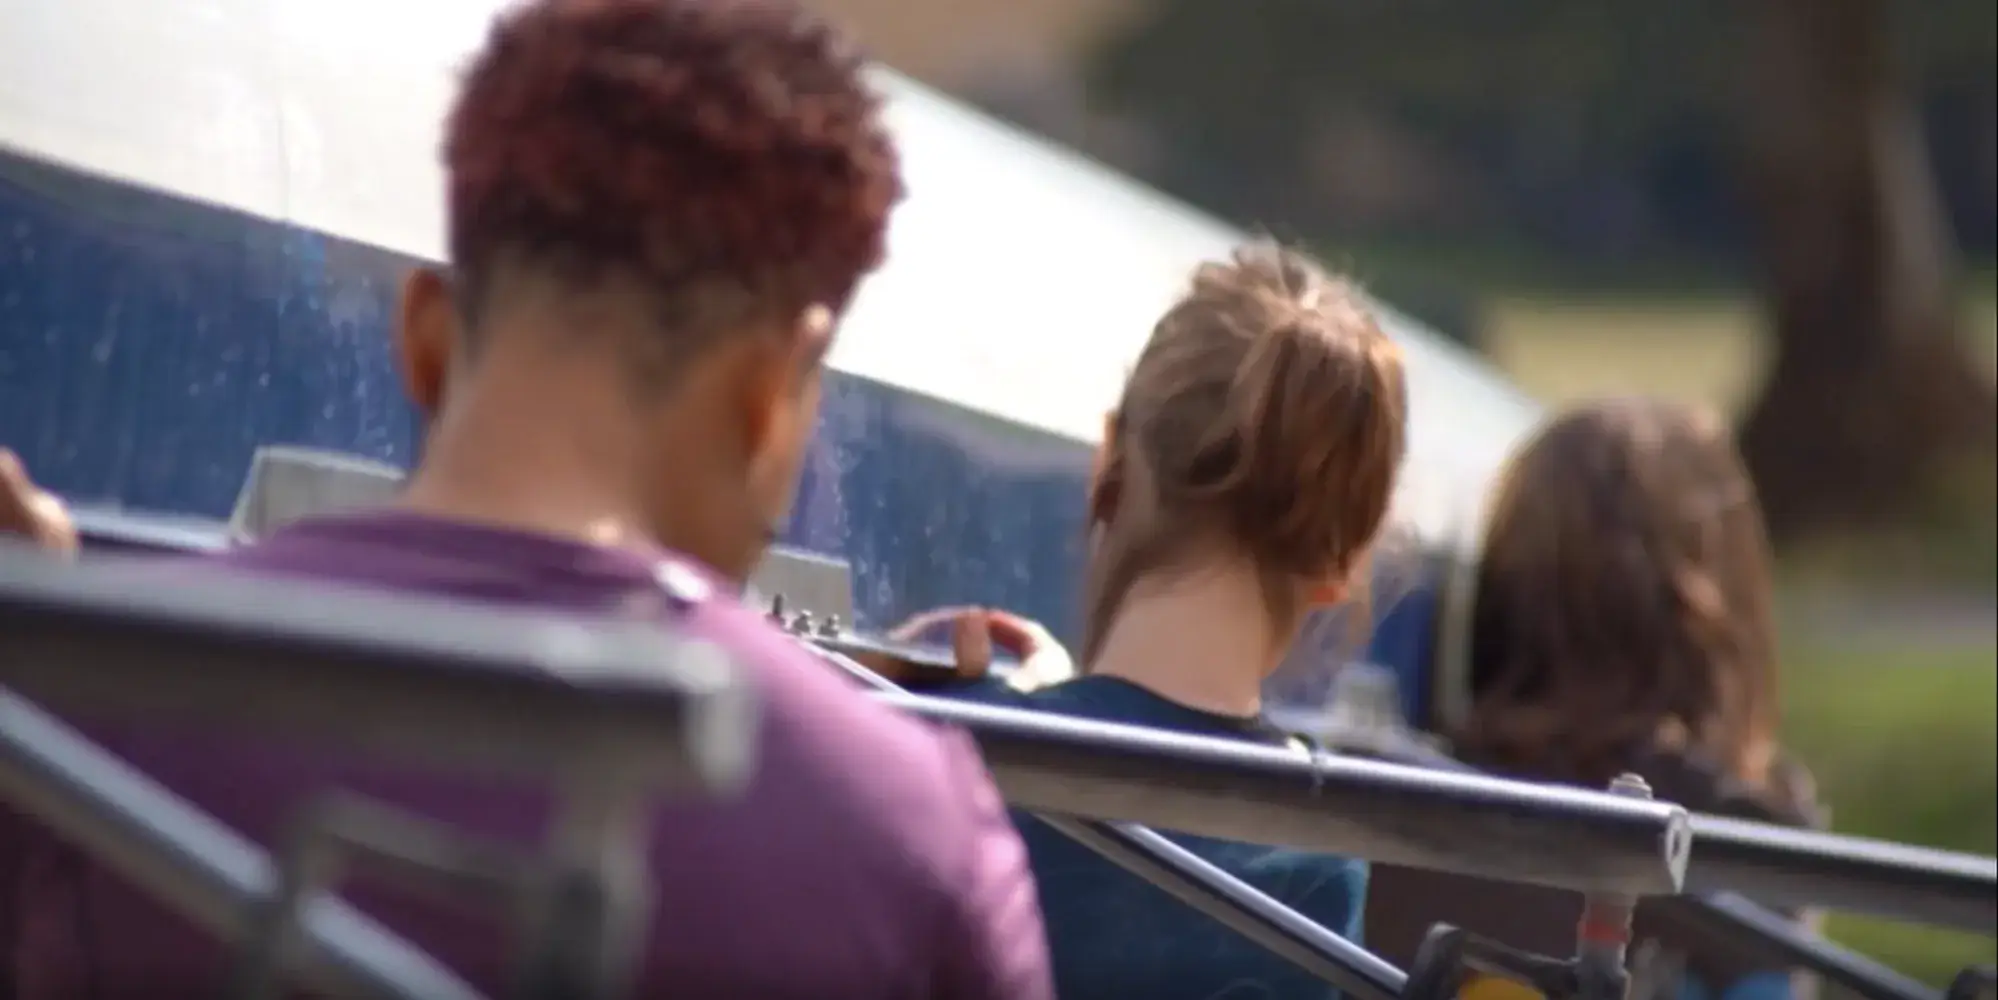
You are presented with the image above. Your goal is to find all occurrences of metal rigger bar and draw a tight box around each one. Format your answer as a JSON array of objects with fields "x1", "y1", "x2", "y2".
[
  {"x1": 812, "y1": 645, "x2": 1411, "y2": 1000},
  {"x1": 0, "y1": 686, "x2": 485, "y2": 1000},
  {"x1": 1688, "y1": 814, "x2": 1998, "y2": 933},
  {"x1": 5, "y1": 545, "x2": 1995, "y2": 1000},
  {"x1": 869, "y1": 683, "x2": 1995, "y2": 933},
  {"x1": 0, "y1": 546, "x2": 762, "y2": 999},
  {"x1": 0, "y1": 546, "x2": 758, "y2": 794},
  {"x1": 876, "y1": 688, "x2": 1692, "y2": 897}
]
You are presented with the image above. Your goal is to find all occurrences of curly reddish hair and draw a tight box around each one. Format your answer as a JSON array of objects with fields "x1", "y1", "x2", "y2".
[{"x1": 444, "y1": 0, "x2": 901, "y2": 341}]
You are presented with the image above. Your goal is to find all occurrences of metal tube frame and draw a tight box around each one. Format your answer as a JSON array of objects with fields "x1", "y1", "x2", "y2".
[
  {"x1": 870, "y1": 687, "x2": 1691, "y2": 896},
  {"x1": 7, "y1": 542, "x2": 1995, "y2": 1000},
  {"x1": 1687, "y1": 813, "x2": 1997, "y2": 932},
  {"x1": 852, "y1": 652, "x2": 1946, "y2": 1000},
  {"x1": 61, "y1": 511, "x2": 1997, "y2": 928},
  {"x1": 0, "y1": 548, "x2": 760, "y2": 1000},
  {"x1": 0, "y1": 687, "x2": 488, "y2": 1000},
  {"x1": 0, "y1": 546, "x2": 759, "y2": 795},
  {"x1": 1691, "y1": 894, "x2": 1939, "y2": 1000},
  {"x1": 864, "y1": 683, "x2": 1993, "y2": 932},
  {"x1": 1318, "y1": 742, "x2": 1958, "y2": 998},
  {"x1": 1323, "y1": 742, "x2": 1958, "y2": 1000},
  {"x1": 813, "y1": 645, "x2": 1410, "y2": 1000}
]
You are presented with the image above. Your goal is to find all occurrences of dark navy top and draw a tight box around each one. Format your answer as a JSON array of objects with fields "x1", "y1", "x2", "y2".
[{"x1": 948, "y1": 674, "x2": 1368, "y2": 1000}]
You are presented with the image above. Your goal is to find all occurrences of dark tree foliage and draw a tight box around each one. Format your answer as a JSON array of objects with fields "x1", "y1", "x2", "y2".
[
  {"x1": 1086, "y1": 0, "x2": 1737, "y2": 249},
  {"x1": 1088, "y1": 0, "x2": 1995, "y2": 540},
  {"x1": 1732, "y1": 0, "x2": 1994, "y2": 539}
]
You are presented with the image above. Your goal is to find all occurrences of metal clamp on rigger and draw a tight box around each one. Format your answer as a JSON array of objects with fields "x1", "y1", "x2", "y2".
[
  {"x1": 1402, "y1": 775, "x2": 1656, "y2": 1000},
  {"x1": 1949, "y1": 966, "x2": 1996, "y2": 1000}
]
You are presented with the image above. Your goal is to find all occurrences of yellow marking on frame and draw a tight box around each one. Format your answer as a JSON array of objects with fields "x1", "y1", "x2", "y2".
[{"x1": 1462, "y1": 974, "x2": 1544, "y2": 1000}]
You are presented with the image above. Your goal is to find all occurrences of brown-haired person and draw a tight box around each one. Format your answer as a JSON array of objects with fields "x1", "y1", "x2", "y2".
[
  {"x1": 880, "y1": 243, "x2": 1408, "y2": 1000},
  {"x1": 0, "y1": 1, "x2": 1052, "y2": 997},
  {"x1": 1366, "y1": 398, "x2": 1824, "y2": 1000}
]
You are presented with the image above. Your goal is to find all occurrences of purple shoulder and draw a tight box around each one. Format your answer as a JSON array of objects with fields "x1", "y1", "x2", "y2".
[{"x1": 684, "y1": 591, "x2": 1052, "y2": 999}]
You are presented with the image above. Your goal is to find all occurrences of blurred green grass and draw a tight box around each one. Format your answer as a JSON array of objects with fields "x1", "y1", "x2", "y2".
[{"x1": 1781, "y1": 639, "x2": 1998, "y2": 984}]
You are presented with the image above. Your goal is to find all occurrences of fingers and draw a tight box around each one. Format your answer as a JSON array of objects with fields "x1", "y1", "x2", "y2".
[
  {"x1": 886, "y1": 605, "x2": 985, "y2": 644},
  {"x1": 980, "y1": 610, "x2": 1052, "y2": 656},
  {"x1": 949, "y1": 613, "x2": 994, "y2": 681},
  {"x1": 0, "y1": 449, "x2": 78, "y2": 554},
  {"x1": 888, "y1": 606, "x2": 1057, "y2": 656},
  {"x1": 27, "y1": 492, "x2": 79, "y2": 552},
  {"x1": 887, "y1": 606, "x2": 1004, "y2": 681},
  {"x1": 876, "y1": 606, "x2": 994, "y2": 682},
  {"x1": 882, "y1": 605, "x2": 1068, "y2": 685},
  {"x1": 0, "y1": 449, "x2": 30, "y2": 510}
]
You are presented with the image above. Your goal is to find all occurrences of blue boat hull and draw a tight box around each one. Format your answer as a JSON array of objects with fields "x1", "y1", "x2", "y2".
[{"x1": 0, "y1": 147, "x2": 1441, "y2": 721}]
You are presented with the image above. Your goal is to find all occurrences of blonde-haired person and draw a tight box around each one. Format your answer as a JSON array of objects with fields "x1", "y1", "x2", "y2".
[{"x1": 877, "y1": 242, "x2": 1407, "y2": 1000}]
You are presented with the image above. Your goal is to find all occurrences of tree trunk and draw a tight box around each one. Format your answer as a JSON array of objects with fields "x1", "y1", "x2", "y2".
[{"x1": 1734, "y1": 0, "x2": 1995, "y2": 543}]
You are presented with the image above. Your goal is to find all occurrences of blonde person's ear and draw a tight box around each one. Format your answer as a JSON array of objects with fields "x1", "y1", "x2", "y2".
[
  {"x1": 1088, "y1": 409, "x2": 1130, "y2": 532},
  {"x1": 1087, "y1": 411, "x2": 1116, "y2": 494}
]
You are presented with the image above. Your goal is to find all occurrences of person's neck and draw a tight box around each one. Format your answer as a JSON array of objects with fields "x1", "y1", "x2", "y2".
[
  {"x1": 1088, "y1": 563, "x2": 1282, "y2": 718},
  {"x1": 397, "y1": 361, "x2": 681, "y2": 556}
]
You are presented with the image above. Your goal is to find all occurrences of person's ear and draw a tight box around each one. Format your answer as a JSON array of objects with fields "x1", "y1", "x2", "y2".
[
  {"x1": 737, "y1": 305, "x2": 832, "y2": 546},
  {"x1": 396, "y1": 268, "x2": 461, "y2": 417},
  {"x1": 1087, "y1": 410, "x2": 1122, "y2": 527},
  {"x1": 741, "y1": 306, "x2": 831, "y2": 458},
  {"x1": 786, "y1": 304, "x2": 833, "y2": 391},
  {"x1": 1088, "y1": 411, "x2": 1117, "y2": 490}
]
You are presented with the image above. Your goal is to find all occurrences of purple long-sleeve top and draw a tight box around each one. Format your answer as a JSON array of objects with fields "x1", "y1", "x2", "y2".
[{"x1": 0, "y1": 511, "x2": 1053, "y2": 1000}]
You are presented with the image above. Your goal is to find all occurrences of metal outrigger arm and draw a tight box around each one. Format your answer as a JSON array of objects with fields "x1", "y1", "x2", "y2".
[
  {"x1": 895, "y1": 678, "x2": 1993, "y2": 1000},
  {"x1": 0, "y1": 687, "x2": 487, "y2": 1000},
  {"x1": 812, "y1": 643, "x2": 1419, "y2": 1000},
  {"x1": 1687, "y1": 814, "x2": 1998, "y2": 932},
  {"x1": 872, "y1": 688, "x2": 1693, "y2": 898},
  {"x1": 780, "y1": 601, "x2": 1996, "y2": 935},
  {"x1": 818, "y1": 641, "x2": 1730, "y2": 1000},
  {"x1": 802, "y1": 632, "x2": 1992, "y2": 1000},
  {"x1": 1694, "y1": 893, "x2": 1938, "y2": 1000},
  {"x1": 1311, "y1": 735, "x2": 1965, "y2": 1000},
  {"x1": 869, "y1": 679, "x2": 1996, "y2": 924},
  {"x1": 0, "y1": 545, "x2": 760, "y2": 1000},
  {"x1": 1950, "y1": 965, "x2": 1996, "y2": 1000},
  {"x1": 7, "y1": 534, "x2": 1995, "y2": 1000},
  {"x1": 0, "y1": 545, "x2": 758, "y2": 795}
]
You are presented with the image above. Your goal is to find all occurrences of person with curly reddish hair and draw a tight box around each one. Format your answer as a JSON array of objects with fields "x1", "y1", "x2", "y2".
[{"x1": 0, "y1": 1, "x2": 1052, "y2": 997}]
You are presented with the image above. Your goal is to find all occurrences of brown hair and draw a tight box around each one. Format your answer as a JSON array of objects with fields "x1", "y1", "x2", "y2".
[
  {"x1": 1080, "y1": 243, "x2": 1408, "y2": 664},
  {"x1": 1455, "y1": 398, "x2": 1781, "y2": 789}
]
